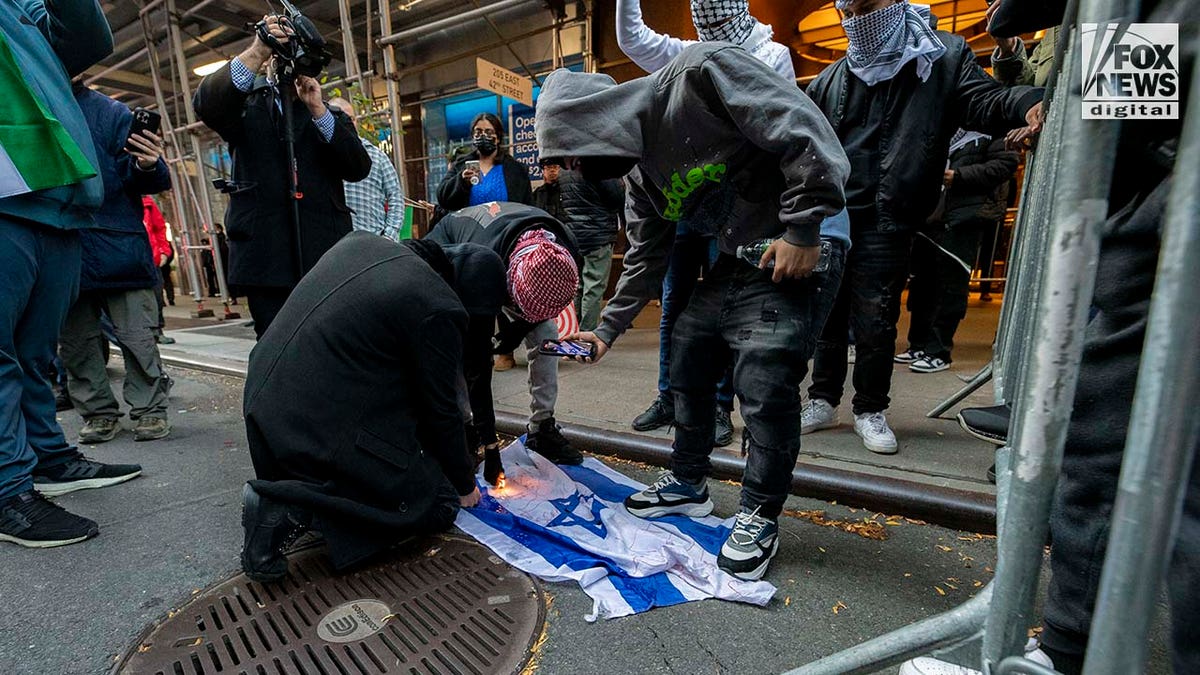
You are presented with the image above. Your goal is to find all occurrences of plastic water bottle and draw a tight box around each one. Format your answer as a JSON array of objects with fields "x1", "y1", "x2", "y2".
[{"x1": 736, "y1": 238, "x2": 832, "y2": 272}]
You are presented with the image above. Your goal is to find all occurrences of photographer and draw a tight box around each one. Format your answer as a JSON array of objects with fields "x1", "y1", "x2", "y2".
[
  {"x1": 193, "y1": 14, "x2": 371, "y2": 339},
  {"x1": 436, "y1": 113, "x2": 533, "y2": 212}
]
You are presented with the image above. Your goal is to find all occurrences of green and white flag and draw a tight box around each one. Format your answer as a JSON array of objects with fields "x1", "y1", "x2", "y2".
[{"x1": 0, "y1": 31, "x2": 96, "y2": 199}]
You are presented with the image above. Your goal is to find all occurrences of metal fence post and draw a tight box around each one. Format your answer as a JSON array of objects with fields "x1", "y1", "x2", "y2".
[
  {"x1": 1083, "y1": 59, "x2": 1199, "y2": 675},
  {"x1": 980, "y1": 0, "x2": 1135, "y2": 667}
]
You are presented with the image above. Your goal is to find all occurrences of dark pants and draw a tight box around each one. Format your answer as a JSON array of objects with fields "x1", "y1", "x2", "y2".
[
  {"x1": 464, "y1": 315, "x2": 499, "y2": 449},
  {"x1": 809, "y1": 216, "x2": 912, "y2": 414},
  {"x1": 905, "y1": 218, "x2": 988, "y2": 361},
  {"x1": 659, "y1": 229, "x2": 734, "y2": 411},
  {"x1": 159, "y1": 261, "x2": 174, "y2": 304},
  {"x1": 1040, "y1": 177, "x2": 1198, "y2": 675},
  {"x1": 670, "y1": 248, "x2": 844, "y2": 519},
  {"x1": 245, "y1": 287, "x2": 293, "y2": 340},
  {"x1": 976, "y1": 219, "x2": 1001, "y2": 297},
  {"x1": 0, "y1": 219, "x2": 83, "y2": 501}
]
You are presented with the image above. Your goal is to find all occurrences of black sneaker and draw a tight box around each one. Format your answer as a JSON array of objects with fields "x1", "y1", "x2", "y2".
[
  {"x1": 717, "y1": 508, "x2": 780, "y2": 581},
  {"x1": 632, "y1": 395, "x2": 674, "y2": 432},
  {"x1": 54, "y1": 388, "x2": 73, "y2": 412},
  {"x1": 32, "y1": 457, "x2": 143, "y2": 497},
  {"x1": 0, "y1": 491, "x2": 98, "y2": 548},
  {"x1": 957, "y1": 404, "x2": 1011, "y2": 446},
  {"x1": 714, "y1": 408, "x2": 734, "y2": 447},
  {"x1": 526, "y1": 417, "x2": 583, "y2": 465},
  {"x1": 624, "y1": 470, "x2": 714, "y2": 519},
  {"x1": 241, "y1": 484, "x2": 310, "y2": 583}
]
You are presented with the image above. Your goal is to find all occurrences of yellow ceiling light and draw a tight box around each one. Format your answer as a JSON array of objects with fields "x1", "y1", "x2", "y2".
[{"x1": 192, "y1": 60, "x2": 229, "y2": 77}]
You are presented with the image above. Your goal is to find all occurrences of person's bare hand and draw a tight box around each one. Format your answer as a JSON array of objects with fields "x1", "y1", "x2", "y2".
[
  {"x1": 250, "y1": 14, "x2": 291, "y2": 60},
  {"x1": 126, "y1": 130, "x2": 163, "y2": 170},
  {"x1": 986, "y1": 1, "x2": 1022, "y2": 56},
  {"x1": 295, "y1": 76, "x2": 325, "y2": 118},
  {"x1": 1005, "y1": 126, "x2": 1036, "y2": 150},
  {"x1": 158, "y1": 253, "x2": 168, "y2": 267},
  {"x1": 562, "y1": 331, "x2": 609, "y2": 364},
  {"x1": 1025, "y1": 101, "x2": 1045, "y2": 132},
  {"x1": 761, "y1": 239, "x2": 820, "y2": 283},
  {"x1": 943, "y1": 169, "x2": 955, "y2": 187},
  {"x1": 460, "y1": 486, "x2": 481, "y2": 508}
]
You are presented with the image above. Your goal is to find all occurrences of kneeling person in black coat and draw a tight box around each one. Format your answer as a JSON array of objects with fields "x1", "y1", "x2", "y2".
[{"x1": 240, "y1": 232, "x2": 507, "y2": 581}]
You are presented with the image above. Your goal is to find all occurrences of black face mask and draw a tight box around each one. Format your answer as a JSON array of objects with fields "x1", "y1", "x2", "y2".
[{"x1": 474, "y1": 137, "x2": 498, "y2": 156}]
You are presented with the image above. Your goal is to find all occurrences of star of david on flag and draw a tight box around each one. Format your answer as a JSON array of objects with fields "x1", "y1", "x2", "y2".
[{"x1": 455, "y1": 440, "x2": 776, "y2": 621}]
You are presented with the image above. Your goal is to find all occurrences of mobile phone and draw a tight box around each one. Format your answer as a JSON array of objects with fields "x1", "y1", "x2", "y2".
[
  {"x1": 464, "y1": 160, "x2": 482, "y2": 185},
  {"x1": 128, "y1": 108, "x2": 161, "y2": 142},
  {"x1": 538, "y1": 339, "x2": 596, "y2": 359}
]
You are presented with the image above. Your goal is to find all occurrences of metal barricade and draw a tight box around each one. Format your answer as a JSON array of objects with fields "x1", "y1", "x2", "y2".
[{"x1": 785, "y1": 0, "x2": 1199, "y2": 671}]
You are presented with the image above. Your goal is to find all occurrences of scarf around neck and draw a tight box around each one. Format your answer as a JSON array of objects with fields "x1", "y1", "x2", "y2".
[{"x1": 839, "y1": 2, "x2": 946, "y2": 86}]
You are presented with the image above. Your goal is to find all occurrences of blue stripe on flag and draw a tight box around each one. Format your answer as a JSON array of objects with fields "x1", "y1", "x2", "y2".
[
  {"x1": 560, "y1": 463, "x2": 731, "y2": 555},
  {"x1": 470, "y1": 492, "x2": 689, "y2": 612}
]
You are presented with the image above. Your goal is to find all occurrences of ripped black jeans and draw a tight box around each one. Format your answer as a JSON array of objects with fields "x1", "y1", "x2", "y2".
[
  {"x1": 809, "y1": 226, "x2": 913, "y2": 414},
  {"x1": 669, "y1": 247, "x2": 844, "y2": 519}
]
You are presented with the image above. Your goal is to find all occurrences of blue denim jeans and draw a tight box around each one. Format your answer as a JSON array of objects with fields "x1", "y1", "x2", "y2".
[
  {"x1": 0, "y1": 218, "x2": 84, "y2": 500},
  {"x1": 669, "y1": 246, "x2": 845, "y2": 518},
  {"x1": 659, "y1": 228, "x2": 734, "y2": 411}
]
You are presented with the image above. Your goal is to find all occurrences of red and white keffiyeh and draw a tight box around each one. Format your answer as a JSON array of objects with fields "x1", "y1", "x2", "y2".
[{"x1": 507, "y1": 229, "x2": 579, "y2": 323}]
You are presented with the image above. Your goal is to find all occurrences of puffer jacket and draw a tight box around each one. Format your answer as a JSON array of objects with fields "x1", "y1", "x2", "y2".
[
  {"x1": 943, "y1": 137, "x2": 1018, "y2": 225},
  {"x1": 556, "y1": 169, "x2": 624, "y2": 254},
  {"x1": 75, "y1": 87, "x2": 171, "y2": 291}
]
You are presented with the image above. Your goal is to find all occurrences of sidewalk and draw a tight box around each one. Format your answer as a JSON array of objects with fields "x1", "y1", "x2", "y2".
[{"x1": 160, "y1": 298, "x2": 1002, "y2": 494}]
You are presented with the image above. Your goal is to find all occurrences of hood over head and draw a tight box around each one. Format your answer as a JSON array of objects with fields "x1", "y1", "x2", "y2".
[
  {"x1": 444, "y1": 243, "x2": 507, "y2": 317},
  {"x1": 536, "y1": 69, "x2": 647, "y2": 177}
]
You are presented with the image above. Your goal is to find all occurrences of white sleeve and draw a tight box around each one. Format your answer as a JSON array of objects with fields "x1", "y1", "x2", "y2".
[
  {"x1": 616, "y1": 0, "x2": 695, "y2": 74},
  {"x1": 759, "y1": 41, "x2": 797, "y2": 82}
]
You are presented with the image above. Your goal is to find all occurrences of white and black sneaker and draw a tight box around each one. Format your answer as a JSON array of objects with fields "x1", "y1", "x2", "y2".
[
  {"x1": 910, "y1": 355, "x2": 950, "y2": 373},
  {"x1": 624, "y1": 471, "x2": 713, "y2": 519},
  {"x1": 32, "y1": 456, "x2": 142, "y2": 497},
  {"x1": 0, "y1": 491, "x2": 99, "y2": 548},
  {"x1": 894, "y1": 349, "x2": 924, "y2": 364},
  {"x1": 717, "y1": 508, "x2": 779, "y2": 581}
]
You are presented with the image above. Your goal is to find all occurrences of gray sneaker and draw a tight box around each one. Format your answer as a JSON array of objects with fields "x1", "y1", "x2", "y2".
[
  {"x1": 717, "y1": 508, "x2": 780, "y2": 580},
  {"x1": 134, "y1": 416, "x2": 171, "y2": 442},
  {"x1": 79, "y1": 417, "x2": 120, "y2": 444},
  {"x1": 800, "y1": 399, "x2": 839, "y2": 434},
  {"x1": 624, "y1": 471, "x2": 713, "y2": 519}
]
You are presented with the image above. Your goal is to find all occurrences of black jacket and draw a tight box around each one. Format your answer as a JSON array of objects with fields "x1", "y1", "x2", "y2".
[
  {"x1": 807, "y1": 32, "x2": 1041, "y2": 232},
  {"x1": 532, "y1": 180, "x2": 566, "y2": 222},
  {"x1": 557, "y1": 170, "x2": 624, "y2": 254},
  {"x1": 436, "y1": 153, "x2": 534, "y2": 211},
  {"x1": 244, "y1": 232, "x2": 480, "y2": 569},
  {"x1": 193, "y1": 64, "x2": 371, "y2": 289},
  {"x1": 942, "y1": 137, "x2": 1018, "y2": 224}
]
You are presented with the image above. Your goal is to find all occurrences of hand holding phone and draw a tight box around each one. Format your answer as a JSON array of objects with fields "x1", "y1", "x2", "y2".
[
  {"x1": 463, "y1": 160, "x2": 481, "y2": 185},
  {"x1": 539, "y1": 339, "x2": 596, "y2": 360},
  {"x1": 127, "y1": 108, "x2": 163, "y2": 170}
]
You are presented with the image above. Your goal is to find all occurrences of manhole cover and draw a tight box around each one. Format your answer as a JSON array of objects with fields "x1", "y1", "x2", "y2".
[{"x1": 116, "y1": 536, "x2": 544, "y2": 675}]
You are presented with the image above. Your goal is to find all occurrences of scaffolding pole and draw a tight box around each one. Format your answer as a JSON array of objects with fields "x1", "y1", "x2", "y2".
[
  {"x1": 139, "y1": 7, "x2": 203, "y2": 311},
  {"x1": 165, "y1": 0, "x2": 236, "y2": 318},
  {"x1": 377, "y1": 0, "x2": 408, "y2": 189}
]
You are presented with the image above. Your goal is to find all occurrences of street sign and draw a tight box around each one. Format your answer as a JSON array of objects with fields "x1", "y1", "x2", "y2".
[{"x1": 476, "y1": 57, "x2": 534, "y2": 107}]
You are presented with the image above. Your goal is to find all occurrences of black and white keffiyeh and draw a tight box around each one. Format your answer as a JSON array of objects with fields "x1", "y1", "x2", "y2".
[
  {"x1": 838, "y1": 1, "x2": 946, "y2": 86},
  {"x1": 948, "y1": 128, "x2": 991, "y2": 154},
  {"x1": 690, "y1": 0, "x2": 756, "y2": 45}
]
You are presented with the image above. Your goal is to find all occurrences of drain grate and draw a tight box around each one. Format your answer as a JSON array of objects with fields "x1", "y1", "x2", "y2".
[{"x1": 116, "y1": 536, "x2": 544, "y2": 675}]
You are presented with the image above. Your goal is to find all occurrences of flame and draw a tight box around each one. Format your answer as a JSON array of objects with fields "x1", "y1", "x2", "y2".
[{"x1": 497, "y1": 475, "x2": 506, "y2": 490}]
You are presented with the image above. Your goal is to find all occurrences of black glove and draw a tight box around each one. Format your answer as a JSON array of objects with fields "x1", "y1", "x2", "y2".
[
  {"x1": 492, "y1": 315, "x2": 537, "y2": 355},
  {"x1": 483, "y1": 445, "x2": 504, "y2": 487}
]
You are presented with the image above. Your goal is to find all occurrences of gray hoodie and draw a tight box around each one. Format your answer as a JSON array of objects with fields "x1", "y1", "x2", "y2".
[{"x1": 536, "y1": 43, "x2": 849, "y2": 347}]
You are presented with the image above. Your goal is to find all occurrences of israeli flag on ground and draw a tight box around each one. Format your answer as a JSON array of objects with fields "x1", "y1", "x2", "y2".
[{"x1": 455, "y1": 440, "x2": 776, "y2": 621}]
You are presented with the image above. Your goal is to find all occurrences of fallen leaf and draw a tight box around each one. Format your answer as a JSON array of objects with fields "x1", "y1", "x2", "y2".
[
  {"x1": 424, "y1": 547, "x2": 441, "y2": 557},
  {"x1": 945, "y1": 583, "x2": 958, "y2": 590},
  {"x1": 785, "y1": 597, "x2": 792, "y2": 606},
  {"x1": 934, "y1": 586, "x2": 946, "y2": 596},
  {"x1": 190, "y1": 638, "x2": 202, "y2": 647},
  {"x1": 974, "y1": 581, "x2": 984, "y2": 588},
  {"x1": 782, "y1": 509, "x2": 889, "y2": 541},
  {"x1": 833, "y1": 601, "x2": 847, "y2": 614},
  {"x1": 904, "y1": 573, "x2": 913, "y2": 578},
  {"x1": 818, "y1": 547, "x2": 827, "y2": 553},
  {"x1": 936, "y1": 545, "x2": 953, "y2": 552},
  {"x1": 137, "y1": 645, "x2": 151, "y2": 654}
]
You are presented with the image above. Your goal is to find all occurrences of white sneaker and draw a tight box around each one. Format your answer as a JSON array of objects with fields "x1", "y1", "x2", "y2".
[
  {"x1": 894, "y1": 348, "x2": 924, "y2": 364},
  {"x1": 897, "y1": 640, "x2": 1053, "y2": 675},
  {"x1": 910, "y1": 355, "x2": 950, "y2": 373},
  {"x1": 853, "y1": 411, "x2": 898, "y2": 454},
  {"x1": 801, "y1": 399, "x2": 839, "y2": 434}
]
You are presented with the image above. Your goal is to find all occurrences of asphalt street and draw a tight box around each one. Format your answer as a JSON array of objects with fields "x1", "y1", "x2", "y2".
[{"x1": 0, "y1": 369, "x2": 1173, "y2": 674}]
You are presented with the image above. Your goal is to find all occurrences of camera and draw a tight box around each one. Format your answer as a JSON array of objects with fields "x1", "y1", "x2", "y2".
[{"x1": 254, "y1": 0, "x2": 331, "y2": 81}]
